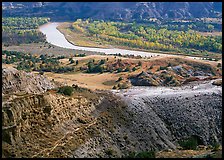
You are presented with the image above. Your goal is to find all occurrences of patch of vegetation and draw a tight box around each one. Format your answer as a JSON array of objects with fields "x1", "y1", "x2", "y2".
[
  {"x1": 105, "y1": 148, "x2": 115, "y2": 156},
  {"x1": 72, "y1": 84, "x2": 91, "y2": 93},
  {"x1": 178, "y1": 136, "x2": 201, "y2": 150},
  {"x1": 164, "y1": 75, "x2": 173, "y2": 84},
  {"x1": 158, "y1": 66, "x2": 168, "y2": 71},
  {"x1": 69, "y1": 57, "x2": 75, "y2": 64},
  {"x1": 124, "y1": 67, "x2": 131, "y2": 72},
  {"x1": 71, "y1": 19, "x2": 222, "y2": 54},
  {"x1": 113, "y1": 82, "x2": 129, "y2": 90},
  {"x1": 126, "y1": 151, "x2": 155, "y2": 158},
  {"x1": 117, "y1": 77, "x2": 123, "y2": 82},
  {"x1": 2, "y1": 17, "x2": 49, "y2": 45},
  {"x1": 132, "y1": 67, "x2": 137, "y2": 71},
  {"x1": 74, "y1": 53, "x2": 86, "y2": 57},
  {"x1": 211, "y1": 142, "x2": 220, "y2": 152},
  {"x1": 86, "y1": 59, "x2": 106, "y2": 73},
  {"x1": 57, "y1": 86, "x2": 74, "y2": 96},
  {"x1": 102, "y1": 80, "x2": 117, "y2": 86},
  {"x1": 2, "y1": 50, "x2": 76, "y2": 73},
  {"x1": 117, "y1": 68, "x2": 123, "y2": 73}
]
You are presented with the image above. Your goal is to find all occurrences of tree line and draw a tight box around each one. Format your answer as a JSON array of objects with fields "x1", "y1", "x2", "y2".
[
  {"x1": 2, "y1": 17, "x2": 50, "y2": 46},
  {"x1": 71, "y1": 19, "x2": 222, "y2": 54}
]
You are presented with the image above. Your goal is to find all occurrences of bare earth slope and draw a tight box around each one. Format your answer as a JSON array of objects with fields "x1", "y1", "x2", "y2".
[{"x1": 2, "y1": 68, "x2": 222, "y2": 158}]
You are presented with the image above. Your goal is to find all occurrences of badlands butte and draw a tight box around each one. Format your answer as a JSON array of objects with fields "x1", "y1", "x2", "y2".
[{"x1": 2, "y1": 52, "x2": 222, "y2": 158}]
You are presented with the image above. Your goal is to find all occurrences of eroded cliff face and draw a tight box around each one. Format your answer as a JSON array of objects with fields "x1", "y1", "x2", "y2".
[
  {"x1": 2, "y1": 67, "x2": 56, "y2": 95},
  {"x1": 2, "y1": 69, "x2": 222, "y2": 158},
  {"x1": 2, "y1": 81, "x2": 222, "y2": 158},
  {"x1": 2, "y1": 91, "x2": 101, "y2": 158}
]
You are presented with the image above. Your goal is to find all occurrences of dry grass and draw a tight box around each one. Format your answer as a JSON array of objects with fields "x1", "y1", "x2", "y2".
[
  {"x1": 2, "y1": 63, "x2": 16, "y2": 68},
  {"x1": 42, "y1": 72, "x2": 121, "y2": 90},
  {"x1": 197, "y1": 31, "x2": 222, "y2": 37},
  {"x1": 156, "y1": 149, "x2": 213, "y2": 158},
  {"x1": 33, "y1": 54, "x2": 222, "y2": 90}
]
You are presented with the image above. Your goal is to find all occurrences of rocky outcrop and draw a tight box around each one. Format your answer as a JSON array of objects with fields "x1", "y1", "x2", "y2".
[
  {"x1": 2, "y1": 67, "x2": 56, "y2": 95},
  {"x1": 212, "y1": 79, "x2": 222, "y2": 86},
  {"x1": 129, "y1": 61, "x2": 220, "y2": 87},
  {"x1": 130, "y1": 71, "x2": 160, "y2": 86}
]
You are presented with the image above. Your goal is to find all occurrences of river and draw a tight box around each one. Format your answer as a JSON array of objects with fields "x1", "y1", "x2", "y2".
[{"x1": 39, "y1": 22, "x2": 202, "y2": 59}]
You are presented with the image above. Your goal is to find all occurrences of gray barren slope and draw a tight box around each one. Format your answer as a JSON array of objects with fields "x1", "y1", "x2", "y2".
[{"x1": 71, "y1": 81, "x2": 222, "y2": 157}]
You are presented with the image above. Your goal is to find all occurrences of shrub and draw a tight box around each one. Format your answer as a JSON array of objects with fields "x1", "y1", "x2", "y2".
[
  {"x1": 159, "y1": 66, "x2": 168, "y2": 70},
  {"x1": 87, "y1": 63, "x2": 103, "y2": 73},
  {"x1": 117, "y1": 83, "x2": 129, "y2": 89},
  {"x1": 164, "y1": 75, "x2": 173, "y2": 84},
  {"x1": 58, "y1": 86, "x2": 74, "y2": 96},
  {"x1": 132, "y1": 67, "x2": 137, "y2": 71},
  {"x1": 217, "y1": 63, "x2": 221, "y2": 68},
  {"x1": 99, "y1": 59, "x2": 105, "y2": 65},
  {"x1": 212, "y1": 143, "x2": 220, "y2": 151},
  {"x1": 39, "y1": 71, "x2": 44, "y2": 75},
  {"x1": 112, "y1": 85, "x2": 117, "y2": 89},
  {"x1": 117, "y1": 77, "x2": 123, "y2": 81},
  {"x1": 135, "y1": 151, "x2": 155, "y2": 158},
  {"x1": 117, "y1": 68, "x2": 123, "y2": 73},
  {"x1": 124, "y1": 67, "x2": 130, "y2": 72},
  {"x1": 70, "y1": 59, "x2": 75, "y2": 64},
  {"x1": 69, "y1": 57, "x2": 75, "y2": 64},
  {"x1": 138, "y1": 61, "x2": 142, "y2": 66},
  {"x1": 178, "y1": 136, "x2": 199, "y2": 150},
  {"x1": 105, "y1": 148, "x2": 115, "y2": 156}
]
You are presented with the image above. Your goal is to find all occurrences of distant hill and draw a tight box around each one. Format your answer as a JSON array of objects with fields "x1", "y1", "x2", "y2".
[{"x1": 2, "y1": 2, "x2": 222, "y2": 21}]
